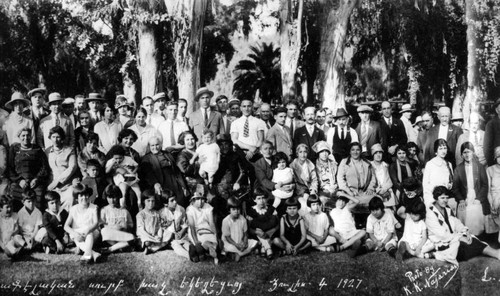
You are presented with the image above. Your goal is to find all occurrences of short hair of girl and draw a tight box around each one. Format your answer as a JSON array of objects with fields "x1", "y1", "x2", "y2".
[
  {"x1": 368, "y1": 196, "x2": 384, "y2": 212},
  {"x1": 295, "y1": 143, "x2": 309, "y2": 154},
  {"x1": 395, "y1": 144, "x2": 407, "y2": 154},
  {"x1": 103, "y1": 184, "x2": 122, "y2": 200},
  {"x1": 432, "y1": 186, "x2": 450, "y2": 200},
  {"x1": 177, "y1": 131, "x2": 197, "y2": 146},
  {"x1": 21, "y1": 189, "x2": 36, "y2": 201},
  {"x1": 85, "y1": 131, "x2": 100, "y2": 144},
  {"x1": 406, "y1": 201, "x2": 426, "y2": 220},
  {"x1": 0, "y1": 196, "x2": 12, "y2": 208},
  {"x1": 160, "y1": 189, "x2": 175, "y2": 204},
  {"x1": 108, "y1": 145, "x2": 126, "y2": 157},
  {"x1": 136, "y1": 107, "x2": 147, "y2": 117},
  {"x1": 406, "y1": 141, "x2": 420, "y2": 155},
  {"x1": 72, "y1": 183, "x2": 93, "y2": 199},
  {"x1": 253, "y1": 187, "x2": 267, "y2": 200},
  {"x1": 306, "y1": 194, "x2": 320, "y2": 207},
  {"x1": 49, "y1": 126, "x2": 66, "y2": 141},
  {"x1": 227, "y1": 197, "x2": 241, "y2": 209},
  {"x1": 460, "y1": 141, "x2": 475, "y2": 154},
  {"x1": 284, "y1": 197, "x2": 301, "y2": 209},
  {"x1": 17, "y1": 127, "x2": 32, "y2": 138},
  {"x1": 45, "y1": 191, "x2": 61, "y2": 202},
  {"x1": 86, "y1": 159, "x2": 102, "y2": 170},
  {"x1": 274, "y1": 152, "x2": 289, "y2": 166},
  {"x1": 433, "y1": 138, "x2": 448, "y2": 153},
  {"x1": 402, "y1": 177, "x2": 421, "y2": 191},
  {"x1": 141, "y1": 189, "x2": 156, "y2": 207},
  {"x1": 118, "y1": 129, "x2": 138, "y2": 143}
]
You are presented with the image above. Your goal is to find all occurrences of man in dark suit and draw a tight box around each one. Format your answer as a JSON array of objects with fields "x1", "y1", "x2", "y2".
[
  {"x1": 293, "y1": 106, "x2": 325, "y2": 161},
  {"x1": 379, "y1": 101, "x2": 407, "y2": 161},
  {"x1": 355, "y1": 105, "x2": 384, "y2": 159},
  {"x1": 420, "y1": 106, "x2": 462, "y2": 167},
  {"x1": 188, "y1": 87, "x2": 224, "y2": 141}
]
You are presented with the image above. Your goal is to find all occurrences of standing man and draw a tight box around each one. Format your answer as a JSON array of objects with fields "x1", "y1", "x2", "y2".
[
  {"x1": 62, "y1": 97, "x2": 78, "y2": 129},
  {"x1": 158, "y1": 101, "x2": 189, "y2": 150},
  {"x1": 38, "y1": 92, "x2": 75, "y2": 149},
  {"x1": 326, "y1": 108, "x2": 358, "y2": 163},
  {"x1": 456, "y1": 112, "x2": 486, "y2": 165},
  {"x1": 177, "y1": 98, "x2": 190, "y2": 126},
  {"x1": 74, "y1": 94, "x2": 87, "y2": 116},
  {"x1": 151, "y1": 92, "x2": 167, "y2": 129},
  {"x1": 355, "y1": 105, "x2": 383, "y2": 158},
  {"x1": 379, "y1": 101, "x2": 407, "y2": 160},
  {"x1": 141, "y1": 96, "x2": 155, "y2": 125},
  {"x1": 266, "y1": 106, "x2": 292, "y2": 159},
  {"x1": 285, "y1": 100, "x2": 304, "y2": 140},
  {"x1": 189, "y1": 87, "x2": 224, "y2": 141},
  {"x1": 259, "y1": 103, "x2": 274, "y2": 136},
  {"x1": 293, "y1": 106, "x2": 326, "y2": 161},
  {"x1": 85, "y1": 93, "x2": 104, "y2": 127},
  {"x1": 400, "y1": 104, "x2": 417, "y2": 143},
  {"x1": 315, "y1": 108, "x2": 329, "y2": 134},
  {"x1": 27, "y1": 87, "x2": 48, "y2": 144},
  {"x1": 215, "y1": 95, "x2": 229, "y2": 134},
  {"x1": 484, "y1": 98, "x2": 500, "y2": 166}
]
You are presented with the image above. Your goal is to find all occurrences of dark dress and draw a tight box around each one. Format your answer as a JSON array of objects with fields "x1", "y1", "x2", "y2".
[
  {"x1": 176, "y1": 149, "x2": 203, "y2": 195},
  {"x1": 282, "y1": 215, "x2": 303, "y2": 245}
]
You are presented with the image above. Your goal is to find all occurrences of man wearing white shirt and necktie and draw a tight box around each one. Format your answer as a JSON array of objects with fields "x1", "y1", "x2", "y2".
[
  {"x1": 230, "y1": 98, "x2": 265, "y2": 161},
  {"x1": 285, "y1": 100, "x2": 304, "y2": 139},
  {"x1": 158, "y1": 101, "x2": 189, "y2": 150}
]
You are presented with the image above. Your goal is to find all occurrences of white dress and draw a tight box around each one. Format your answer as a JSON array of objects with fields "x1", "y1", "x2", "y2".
[
  {"x1": 196, "y1": 142, "x2": 220, "y2": 174},
  {"x1": 400, "y1": 216, "x2": 434, "y2": 256},
  {"x1": 423, "y1": 157, "x2": 455, "y2": 209},
  {"x1": 329, "y1": 207, "x2": 360, "y2": 240},
  {"x1": 68, "y1": 204, "x2": 99, "y2": 239},
  {"x1": 271, "y1": 168, "x2": 294, "y2": 199}
]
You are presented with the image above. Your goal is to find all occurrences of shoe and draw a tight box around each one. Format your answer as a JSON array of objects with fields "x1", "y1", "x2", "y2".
[
  {"x1": 44, "y1": 246, "x2": 51, "y2": 254},
  {"x1": 93, "y1": 253, "x2": 102, "y2": 263},
  {"x1": 388, "y1": 246, "x2": 397, "y2": 258},
  {"x1": 234, "y1": 253, "x2": 241, "y2": 262},
  {"x1": 396, "y1": 244, "x2": 405, "y2": 261},
  {"x1": 266, "y1": 248, "x2": 273, "y2": 260},
  {"x1": 189, "y1": 245, "x2": 199, "y2": 263},
  {"x1": 80, "y1": 255, "x2": 92, "y2": 265},
  {"x1": 143, "y1": 247, "x2": 151, "y2": 255}
]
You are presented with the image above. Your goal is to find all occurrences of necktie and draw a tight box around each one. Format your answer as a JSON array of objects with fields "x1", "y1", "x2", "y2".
[
  {"x1": 361, "y1": 124, "x2": 368, "y2": 146},
  {"x1": 340, "y1": 128, "x2": 344, "y2": 140},
  {"x1": 55, "y1": 116, "x2": 60, "y2": 126},
  {"x1": 388, "y1": 117, "x2": 392, "y2": 128},
  {"x1": 243, "y1": 117, "x2": 249, "y2": 138},
  {"x1": 204, "y1": 108, "x2": 208, "y2": 127},
  {"x1": 474, "y1": 132, "x2": 478, "y2": 146},
  {"x1": 290, "y1": 119, "x2": 294, "y2": 138},
  {"x1": 266, "y1": 121, "x2": 271, "y2": 129},
  {"x1": 170, "y1": 120, "x2": 176, "y2": 146}
]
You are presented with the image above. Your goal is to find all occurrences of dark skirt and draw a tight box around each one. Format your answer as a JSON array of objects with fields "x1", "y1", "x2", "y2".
[{"x1": 457, "y1": 237, "x2": 488, "y2": 261}]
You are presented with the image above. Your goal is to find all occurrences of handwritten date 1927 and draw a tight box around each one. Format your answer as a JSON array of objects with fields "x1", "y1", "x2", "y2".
[{"x1": 337, "y1": 278, "x2": 363, "y2": 289}]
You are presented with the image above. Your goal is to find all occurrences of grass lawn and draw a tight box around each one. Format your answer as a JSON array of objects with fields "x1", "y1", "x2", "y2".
[{"x1": 2, "y1": 243, "x2": 500, "y2": 296}]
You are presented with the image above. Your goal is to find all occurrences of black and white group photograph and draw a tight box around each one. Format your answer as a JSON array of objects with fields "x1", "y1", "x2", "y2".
[{"x1": 1, "y1": 0, "x2": 500, "y2": 295}]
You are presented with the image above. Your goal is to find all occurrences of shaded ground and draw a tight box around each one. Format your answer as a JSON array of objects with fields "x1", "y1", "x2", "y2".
[{"x1": 1, "y1": 242, "x2": 500, "y2": 296}]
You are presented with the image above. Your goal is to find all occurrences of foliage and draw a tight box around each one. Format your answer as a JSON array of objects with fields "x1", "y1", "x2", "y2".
[
  {"x1": 474, "y1": 0, "x2": 500, "y2": 87},
  {"x1": 233, "y1": 42, "x2": 281, "y2": 103}
]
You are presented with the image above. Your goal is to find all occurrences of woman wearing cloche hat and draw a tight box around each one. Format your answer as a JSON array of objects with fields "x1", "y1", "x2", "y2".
[
  {"x1": 312, "y1": 141, "x2": 338, "y2": 211},
  {"x1": 3, "y1": 92, "x2": 35, "y2": 146}
]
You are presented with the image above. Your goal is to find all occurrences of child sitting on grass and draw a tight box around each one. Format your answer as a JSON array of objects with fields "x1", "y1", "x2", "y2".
[
  {"x1": 64, "y1": 184, "x2": 101, "y2": 264},
  {"x1": 396, "y1": 201, "x2": 435, "y2": 260},
  {"x1": 329, "y1": 193, "x2": 367, "y2": 257},
  {"x1": 276, "y1": 197, "x2": 311, "y2": 256},
  {"x1": 100, "y1": 184, "x2": 135, "y2": 254},
  {"x1": 136, "y1": 189, "x2": 168, "y2": 255},
  {"x1": 365, "y1": 197, "x2": 398, "y2": 256},
  {"x1": 304, "y1": 195, "x2": 338, "y2": 252},
  {"x1": 0, "y1": 197, "x2": 25, "y2": 260},
  {"x1": 17, "y1": 190, "x2": 44, "y2": 251},
  {"x1": 246, "y1": 188, "x2": 280, "y2": 259},
  {"x1": 41, "y1": 191, "x2": 69, "y2": 254},
  {"x1": 186, "y1": 191, "x2": 219, "y2": 265},
  {"x1": 159, "y1": 190, "x2": 191, "y2": 260},
  {"x1": 105, "y1": 145, "x2": 141, "y2": 210},
  {"x1": 222, "y1": 197, "x2": 258, "y2": 262}
]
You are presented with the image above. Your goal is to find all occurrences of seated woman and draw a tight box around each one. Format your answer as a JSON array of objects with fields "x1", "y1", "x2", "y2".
[
  {"x1": 370, "y1": 144, "x2": 396, "y2": 208},
  {"x1": 423, "y1": 139, "x2": 454, "y2": 209},
  {"x1": 107, "y1": 129, "x2": 140, "y2": 164},
  {"x1": 453, "y1": 142, "x2": 489, "y2": 236},
  {"x1": 312, "y1": 141, "x2": 338, "y2": 211},
  {"x1": 176, "y1": 131, "x2": 203, "y2": 195},
  {"x1": 46, "y1": 126, "x2": 78, "y2": 213},
  {"x1": 290, "y1": 144, "x2": 318, "y2": 215},
  {"x1": 389, "y1": 144, "x2": 415, "y2": 204},
  {"x1": 426, "y1": 186, "x2": 500, "y2": 265},
  {"x1": 406, "y1": 142, "x2": 423, "y2": 180},
  {"x1": 77, "y1": 132, "x2": 106, "y2": 177},
  {"x1": 337, "y1": 142, "x2": 376, "y2": 207}
]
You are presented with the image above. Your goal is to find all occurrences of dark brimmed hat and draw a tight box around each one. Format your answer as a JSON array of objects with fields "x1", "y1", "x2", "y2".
[
  {"x1": 27, "y1": 88, "x2": 47, "y2": 98},
  {"x1": 85, "y1": 93, "x2": 105, "y2": 102},
  {"x1": 284, "y1": 197, "x2": 301, "y2": 209},
  {"x1": 194, "y1": 87, "x2": 214, "y2": 102},
  {"x1": 5, "y1": 92, "x2": 30, "y2": 110},
  {"x1": 333, "y1": 108, "x2": 349, "y2": 119}
]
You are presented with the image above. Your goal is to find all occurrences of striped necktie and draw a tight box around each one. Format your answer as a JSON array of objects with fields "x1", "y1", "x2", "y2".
[{"x1": 243, "y1": 117, "x2": 249, "y2": 138}]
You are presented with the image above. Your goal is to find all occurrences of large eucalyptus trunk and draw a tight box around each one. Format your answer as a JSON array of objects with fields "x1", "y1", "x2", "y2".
[
  {"x1": 280, "y1": 0, "x2": 304, "y2": 105},
  {"x1": 137, "y1": 24, "x2": 161, "y2": 97},
  {"x1": 318, "y1": 0, "x2": 359, "y2": 112},
  {"x1": 166, "y1": 0, "x2": 208, "y2": 116}
]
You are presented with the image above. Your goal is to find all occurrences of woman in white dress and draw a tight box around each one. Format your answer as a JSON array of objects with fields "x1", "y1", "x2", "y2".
[
  {"x1": 422, "y1": 139, "x2": 454, "y2": 209},
  {"x1": 370, "y1": 144, "x2": 395, "y2": 208}
]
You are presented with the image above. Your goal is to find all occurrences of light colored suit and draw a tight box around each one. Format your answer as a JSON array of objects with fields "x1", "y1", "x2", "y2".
[
  {"x1": 266, "y1": 124, "x2": 293, "y2": 159},
  {"x1": 189, "y1": 108, "x2": 224, "y2": 140},
  {"x1": 38, "y1": 113, "x2": 75, "y2": 149}
]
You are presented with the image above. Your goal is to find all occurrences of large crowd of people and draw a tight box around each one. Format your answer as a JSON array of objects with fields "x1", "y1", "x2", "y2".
[{"x1": 1, "y1": 86, "x2": 500, "y2": 267}]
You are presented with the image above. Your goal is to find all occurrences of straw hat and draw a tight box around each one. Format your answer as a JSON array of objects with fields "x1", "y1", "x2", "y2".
[
  {"x1": 228, "y1": 98, "x2": 240, "y2": 108},
  {"x1": 47, "y1": 92, "x2": 63, "y2": 104},
  {"x1": 5, "y1": 92, "x2": 30, "y2": 110},
  {"x1": 371, "y1": 143, "x2": 384, "y2": 155},
  {"x1": 400, "y1": 104, "x2": 415, "y2": 114},
  {"x1": 194, "y1": 87, "x2": 214, "y2": 102},
  {"x1": 85, "y1": 93, "x2": 105, "y2": 102},
  {"x1": 451, "y1": 112, "x2": 464, "y2": 121},
  {"x1": 413, "y1": 116, "x2": 423, "y2": 126},
  {"x1": 152, "y1": 92, "x2": 166, "y2": 102},
  {"x1": 62, "y1": 98, "x2": 75, "y2": 105},
  {"x1": 27, "y1": 87, "x2": 47, "y2": 98},
  {"x1": 357, "y1": 105, "x2": 373, "y2": 113}
]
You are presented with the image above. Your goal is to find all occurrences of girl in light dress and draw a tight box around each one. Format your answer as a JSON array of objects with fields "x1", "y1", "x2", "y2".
[
  {"x1": 100, "y1": 184, "x2": 135, "y2": 253},
  {"x1": 0, "y1": 197, "x2": 25, "y2": 259},
  {"x1": 64, "y1": 184, "x2": 101, "y2": 263},
  {"x1": 136, "y1": 189, "x2": 169, "y2": 255},
  {"x1": 159, "y1": 190, "x2": 191, "y2": 259},
  {"x1": 396, "y1": 201, "x2": 435, "y2": 260},
  {"x1": 271, "y1": 152, "x2": 295, "y2": 211}
]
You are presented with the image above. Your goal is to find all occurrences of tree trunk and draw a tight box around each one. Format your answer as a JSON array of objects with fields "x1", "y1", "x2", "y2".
[
  {"x1": 166, "y1": 0, "x2": 208, "y2": 116},
  {"x1": 318, "y1": 0, "x2": 359, "y2": 112},
  {"x1": 280, "y1": 0, "x2": 304, "y2": 105},
  {"x1": 462, "y1": 0, "x2": 481, "y2": 125},
  {"x1": 137, "y1": 24, "x2": 161, "y2": 97}
]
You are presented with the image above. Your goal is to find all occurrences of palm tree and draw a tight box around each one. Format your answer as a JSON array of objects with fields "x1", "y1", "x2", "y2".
[{"x1": 233, "y1": 42, "x2": 281, "y2": 104}]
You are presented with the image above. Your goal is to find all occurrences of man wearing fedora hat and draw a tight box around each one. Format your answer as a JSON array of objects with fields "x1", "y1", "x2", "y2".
[
  {"x1": 38, "y1": 92, "x2": 75, "y2": 149},
  {"x1": 3, "y1": 92, "x2": 36, "y2": 146},
  {"x1": 355, "y1": 104, "x2": 384, "y2": 158},
  {"x1": 484, "y1": 98, "x2": 500, "y2": 166},
  {"x1": 85, "y1": 93, "x2": 105, "y2": 127},
  {"x1": 400, "y1": 103, "x2": 417, "y2": 143},
  {"x1": 326, "y1": 108, "x2": 359, "y2": 163},
  {"x1": 189, "y1": 87, "x2": 224, "y2": 141},
  {"x1": 62, "y1": 97, "x2": 78, "y2": 129},
  {"x1": 379, "y1": 101, "x2": 407, "y2": 161}
]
